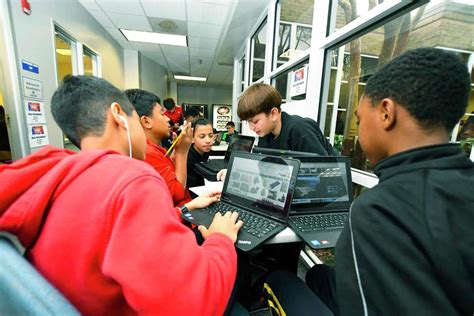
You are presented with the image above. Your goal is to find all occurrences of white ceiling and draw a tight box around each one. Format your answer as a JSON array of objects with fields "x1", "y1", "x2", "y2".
[{"x1": 78, "y1": 0, "x2": 270, "y2": 89}]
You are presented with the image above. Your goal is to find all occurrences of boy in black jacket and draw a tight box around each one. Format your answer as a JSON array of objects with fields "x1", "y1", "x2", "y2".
[
  {"x1": 266, "y1": 48, "x2": 474, "y2": 315},
  {"x1": 237, "y1": 83, "x2": 338, "y2": 155}
]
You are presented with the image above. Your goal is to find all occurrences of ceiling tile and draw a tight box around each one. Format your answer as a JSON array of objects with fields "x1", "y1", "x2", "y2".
[
  {"x1": 148, "y1": 17, "x2": 187, "y2": 36},
  {"x1": 188, "y1": 37, "x2": 218, "y2": 50},
  {"x1": 104, "y1": 27, "x2": 126, "y2": 41},
  {"x1": 194, "y1": 0, "x2": 237, "y2": 4},
  {"x1": 115, "y1": 40, "x2": 134, "y2": 49},
  {"x1": 166, "y1": 54, "x2": 190, "y2": 66},
  {"x1": 141, "y1": 51, "x2": 168, "y2": 67},
  {"x1": 131, "y1": 42, "x2": 161, "y2": 52},
  {"x1": 189, "y1": 47, "x2": 215, "y2": 58},
  {"x1": 78, "y1": 0, "x2": 102, "y2": 11},
  {"x1": 106, "y1": 12, "x2": 153, "y2": 31},
  {"x1": 186, "y1": 2, "x2": 230, "y2": 25},
  {"x1": 187, "y1": 22, "x2": 222, "y2": 39},
  {"x1": 96, "y1": 0, "x2": 145, "y2": 15},
  {"x1": 88, "y1": 10, "x2": 115, "y2": 28},
  {"x1": 141, "y1": 0, "x2": 186, "y2": 20},
  {"x1": 161, "y1": 45, "x2": 189, "y2": 56}
]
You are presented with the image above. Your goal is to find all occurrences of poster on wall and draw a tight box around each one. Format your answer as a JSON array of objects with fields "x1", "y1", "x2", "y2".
[
  {"x1": 289, "y1": 65, "x2": 308, "y2": 97},
  {"x1": 28, "y1": 124, "x2": 49, "y2": 148},
  {"x1": 25, "y1": 100, "x2": 46, "y2": 124},
  {"x1": 22, "y1": 76, "x2": 43, "y2": 100},
  {"x1": 213, "y1": 104, "x2": 232, "y2": 132}
]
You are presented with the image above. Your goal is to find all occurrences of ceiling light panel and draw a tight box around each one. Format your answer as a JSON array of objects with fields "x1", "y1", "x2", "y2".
[
  {"x1": 121, "y1": 29, "x2": 187, "y2": 47},
  {"x1": 174, "y1": 75, "x2": 207, "y2": 82}
]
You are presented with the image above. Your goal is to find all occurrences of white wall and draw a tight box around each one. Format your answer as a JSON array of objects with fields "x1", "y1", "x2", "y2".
[
  {"x1": 139, "y1": 54, "x2": 168, "y2": 100},
  {"x1": 178, "y1": 85, "x2": 232, "y2": 106},
  {"x1": 6, "y1": 0, "x2": 125, "y2": 153}
]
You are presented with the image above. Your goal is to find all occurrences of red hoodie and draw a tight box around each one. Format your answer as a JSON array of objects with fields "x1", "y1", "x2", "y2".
[{"x1": 0, "y1": 146, "x2": 236, "y2": 315}]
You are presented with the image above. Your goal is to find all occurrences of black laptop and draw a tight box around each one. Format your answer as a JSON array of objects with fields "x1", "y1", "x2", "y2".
[
  {"x1": 254, "y1": 148, "x2": 353, "y2": 249},
  {"x1": 288, "y1": 156, "x2": 353, "y2": 248},
  {"x1": 182, "y1": 151, "x2": 300, "y2": 251},
  {"x1": 198, "y1": 134, "x2": 255, "y2": 173}
]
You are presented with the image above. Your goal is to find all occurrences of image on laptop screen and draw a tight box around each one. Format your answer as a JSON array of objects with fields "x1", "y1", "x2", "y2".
[
  {"x1": 223, "y1": 136, "x2": 255, "y2": 161},
  {"x1": 292, "y1": 161, "x2": 350, "y2": 205},
  {"x1": 225, "y1": 155, "x2": 295, "y2": 217}
]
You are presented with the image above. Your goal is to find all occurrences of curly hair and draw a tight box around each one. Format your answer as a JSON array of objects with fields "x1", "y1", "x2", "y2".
[{"x1": 364, "y1": 48, "x2": 471, "y2": 131}]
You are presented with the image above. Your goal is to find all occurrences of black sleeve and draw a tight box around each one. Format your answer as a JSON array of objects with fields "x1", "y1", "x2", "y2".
[{"x1": 288, "y1": 119, "x2": 338, "y2": 155}]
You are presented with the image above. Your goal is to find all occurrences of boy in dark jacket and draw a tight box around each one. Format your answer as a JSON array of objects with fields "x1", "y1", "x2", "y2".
[
  {"x1": 237, "y1": 83, "x2": 337, "y2": 155},
  {"x1": 266, "y1": 48, "x2": 474, "y2": 315}
]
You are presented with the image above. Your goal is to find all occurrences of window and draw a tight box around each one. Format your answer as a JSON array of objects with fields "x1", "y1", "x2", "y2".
[
  {"x1": 273, "y1": 0, "x2": 314, "y2": 70},
  {"x1": 324, "y1": 1, "x2": 474, "y2": 172},
  {"x1": 239, "y1": 56, "x2": 246, "y2": 94},
  {"x1": 54, "y1": 25, "x2": 100, "y2": 151},
  {"x1": 272, "y1": 59, "x2": 309, "y2": 103},
  {"x1": 251, "y1": 19, "x2": 267, "y2": 83}
]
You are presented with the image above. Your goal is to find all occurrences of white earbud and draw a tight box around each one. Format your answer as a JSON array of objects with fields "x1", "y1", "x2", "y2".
[{"x1": 118, "y1": 114, "x2": 132, "y2": 158}]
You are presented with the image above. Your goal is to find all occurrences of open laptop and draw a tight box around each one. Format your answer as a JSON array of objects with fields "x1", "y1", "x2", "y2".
[
  {"x1": 254, "y1": 148, "x2": 353, "y2": 249},
  {"x1": 182, "y1": 151, "x2": 300, "y2": 251},
  {"x1": 198, "y1": 134, "x2": 255, "y2": 173}
]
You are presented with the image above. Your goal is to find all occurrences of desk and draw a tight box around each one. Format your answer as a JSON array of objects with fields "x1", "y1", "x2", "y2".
[
  {"x1": 210, "y1": 143, "x2": 228, "y2": 156},
  {"x1": 189, "y1": 180, "x2": 301, "y2": 244}
]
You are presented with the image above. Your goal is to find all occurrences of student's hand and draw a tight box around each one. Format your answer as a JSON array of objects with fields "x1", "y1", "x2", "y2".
[
  {"x1": 199, "y1": 212, "x2": 243, "y2": 243},
  {"x1": 216, "y1": 169, "x2": 227, "y2": 182},
  {"x1": 185, "y1": 191, "x2": 221, "y2": 211},
  {"x1": 174, "y1": 122, "x2": 193, "y2": 154}
]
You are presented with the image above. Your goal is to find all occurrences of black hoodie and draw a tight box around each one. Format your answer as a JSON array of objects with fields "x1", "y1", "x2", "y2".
[{"x1": 336, "y1": 144, "x2": 474, "y2": 316}]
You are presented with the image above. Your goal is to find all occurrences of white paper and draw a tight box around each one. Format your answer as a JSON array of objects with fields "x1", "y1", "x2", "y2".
[
  {"x1": 28, "y1": 124, "x2": 49, "y2": 148},
  {"x1": 25, "y1": 100, "x2": 46, "y2": 124}
]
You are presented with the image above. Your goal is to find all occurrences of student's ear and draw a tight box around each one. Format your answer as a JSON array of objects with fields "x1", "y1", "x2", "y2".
[
  {"x1": 270, "y1": 107, "x2": 280, "y2": 121},
  {"x1": 110, "y1": 102, "x2": 127, "y2": 128},
  {"x1": 140, "y1": 115, "x2": 152, "y2": 129},
  {"x1": 379, "y1": 98, "x2": 396, "y2": 130}
]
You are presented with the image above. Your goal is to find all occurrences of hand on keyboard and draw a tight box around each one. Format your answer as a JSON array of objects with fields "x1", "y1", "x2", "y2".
[
  {"x1": 185, "y1": 191, "x2": 221, "y2": 211},
  {"x1": 198, "y1": 211, "x2": 244, "y2": 243}
]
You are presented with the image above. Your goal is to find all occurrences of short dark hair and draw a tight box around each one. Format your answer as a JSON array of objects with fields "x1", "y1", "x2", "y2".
[
  {"x1": 364, "y1": 48, "x2": 471, "y2": 131},
  {"x1": 184, "y1": 107, "x2": 200, "y2": 120},
  {"x1": 237, "y1": 83, "x2": 282, "y2": 120},
  {"x1": 51, "y1": 75, "x2": 134, "y2": 148},
  {"x1": 225, "y1": 121, "x2": 235, "y2": 128},
  {"x1": 192, "y1": 118, "x2": 212, "y2": 134},
  {"x1": 163, "y1": 98, "x2": 176, "y2": 111},
  {"x1": 125, "y1": 89, "x2": 161, "y2": 117}
]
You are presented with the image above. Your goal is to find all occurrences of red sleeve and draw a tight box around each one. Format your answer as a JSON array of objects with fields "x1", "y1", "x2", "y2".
[
  {"x1": 145, "y1": 149, "x2": 191, "y2": 206},
  {"x1": 102, "y1": 175, "x2": 237, "y2": 315}
]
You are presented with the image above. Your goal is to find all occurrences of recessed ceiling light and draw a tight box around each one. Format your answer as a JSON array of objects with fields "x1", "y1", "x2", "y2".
[
  {"x1": 174, "y1": 75, "x2": 207, "y2": 82},
  {"x1": 120, "y1": 29, "x2": 187, "y2": 47}
]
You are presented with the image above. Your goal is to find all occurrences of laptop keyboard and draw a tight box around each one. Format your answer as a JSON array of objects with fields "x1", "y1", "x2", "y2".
[
  {"x1": 207, "y1": 202, "x2": 278, "y2": 239},
  {"x1": 292, "y1": 213, "x2": 347, "y2": 232}
]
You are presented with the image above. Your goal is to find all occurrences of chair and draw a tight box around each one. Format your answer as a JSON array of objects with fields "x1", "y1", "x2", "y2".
[{"x1": 0, "y1": 232, "x2": 80, "y2": 315}]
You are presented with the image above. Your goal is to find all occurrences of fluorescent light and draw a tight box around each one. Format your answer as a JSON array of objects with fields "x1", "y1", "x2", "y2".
[
  {"x1": 174, "y1": 75, "x2": 207, "y2": 82},
  {"x1": 120, "y1": 29, "x2": 187, "y2": 47}
]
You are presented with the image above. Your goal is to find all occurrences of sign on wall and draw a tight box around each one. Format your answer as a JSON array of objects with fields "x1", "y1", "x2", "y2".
[
  {"x1": 22, "y1": 76, "x2": 43, "y2": 99},
  {"x1": 25, "y1": 100, "x2": 46, "y2": 124},
  {"x1": 289, "y1": 65, "x2": 308, "y2": 97}
]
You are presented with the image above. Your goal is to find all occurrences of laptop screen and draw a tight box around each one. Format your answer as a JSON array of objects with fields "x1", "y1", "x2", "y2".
[
  {"x1": 223, "y1": 135, "x2": 255, "y2": 162},
  {"x1": 222, "y1": 152, "x2": 300, "y2": 221}
]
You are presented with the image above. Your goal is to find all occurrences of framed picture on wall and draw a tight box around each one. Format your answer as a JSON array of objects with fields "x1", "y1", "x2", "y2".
[{"x1": 212, "y1": 104, "x2": 232, "y2": 131}]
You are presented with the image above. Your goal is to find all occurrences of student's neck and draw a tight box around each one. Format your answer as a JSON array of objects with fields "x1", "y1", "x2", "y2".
[
  {"x1": 271, "y1": 117, "x2": 282, "y2": 139},
  {"x1": 388, "y1": 127, "x2": 449, "y2": 157},
  {"x1": 81, "y1": 136, "x2": 128, "y2": 156},
  {"x1": 193, "y1": 144, "x2": 205, "y2": 156},
  {"x1": 146, "y1": 131, "x2": 161, "y2": 147}
]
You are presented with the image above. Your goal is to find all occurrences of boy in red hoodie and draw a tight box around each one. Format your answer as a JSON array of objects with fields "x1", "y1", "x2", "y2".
[
  {"x1": 125, "y1": 89, "x2": 193, "y2": 207},
  {"x1": 0, "y1": 75, "x2": 243, "y2": 315}
]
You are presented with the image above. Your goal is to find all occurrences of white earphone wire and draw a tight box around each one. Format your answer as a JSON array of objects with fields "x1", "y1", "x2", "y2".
[{"x1": 122, "y1": 118, "x2": 132, "y2": 158}]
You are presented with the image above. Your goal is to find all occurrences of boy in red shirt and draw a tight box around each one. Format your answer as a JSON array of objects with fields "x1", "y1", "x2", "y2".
[
  {"x1": 125, "y1": 89, "x2": 193, "y2": 207},
  {"x1": 0, "y1": 75, "x2": 243, "y2": 315},
  {"x1": 163, "y1": 97, "x2": 183, "y2": 133}
]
